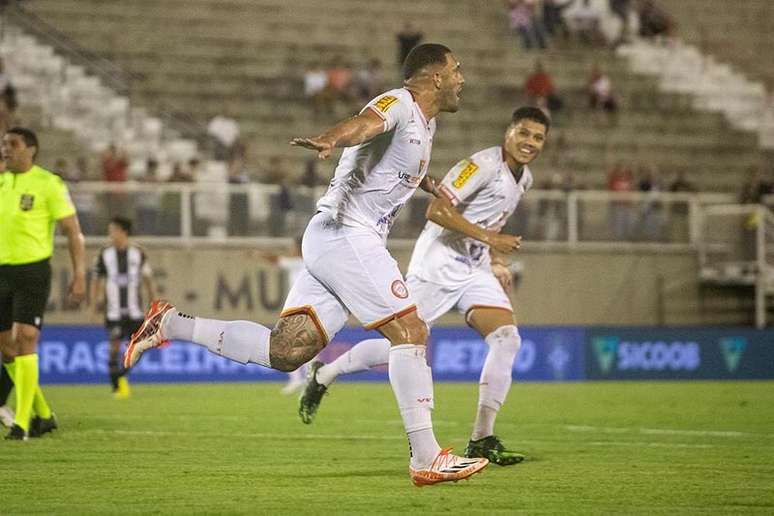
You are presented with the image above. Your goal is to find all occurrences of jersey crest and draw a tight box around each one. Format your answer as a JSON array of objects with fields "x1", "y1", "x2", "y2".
[
  {"x1": 19, "y1": 193, "x2": 35, "y2": 211},
  {"x1": 451, "y1": 161, "x2": 479, "y2": 189}
]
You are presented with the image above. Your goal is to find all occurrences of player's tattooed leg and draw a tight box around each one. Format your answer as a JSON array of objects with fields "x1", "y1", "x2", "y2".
[{"x1": 269, "y1": 314, "x2": 324, "y2": 372}]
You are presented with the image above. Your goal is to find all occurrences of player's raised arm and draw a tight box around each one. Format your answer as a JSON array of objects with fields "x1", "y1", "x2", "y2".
[{"x1": 290, "y1": 108, "x2": 387, "y2": 160}]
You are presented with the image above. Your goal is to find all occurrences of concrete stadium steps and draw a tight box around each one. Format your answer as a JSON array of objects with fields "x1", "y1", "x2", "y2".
[
  {"x1": 23, "y1": 0, "x2": 762, "y2": 192},
  {"x1": 659, "y1": 0, "x2": 774, "y2": 88}
]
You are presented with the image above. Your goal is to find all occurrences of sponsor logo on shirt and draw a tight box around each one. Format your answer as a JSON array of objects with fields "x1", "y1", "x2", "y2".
[
  {"x1": 391, "y1": 279, "x2": 409, "y2": 299},
  {"x1": 409, "y1": 138, "x2": 421, "y2": 145},
  {"x1": 19, "y1": 193, "x2": 35, "y2": 211},
  {"x1": 373, "y1": 95, "x2": 398, "y2": 112},
  {"x1": 451, "y1": 161, "x2": 479, "y2": 189}
]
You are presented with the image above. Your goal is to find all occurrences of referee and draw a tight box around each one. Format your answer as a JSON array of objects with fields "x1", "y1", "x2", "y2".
[
  {"x1": 90, "y1": 216, "x2": 156, "y2": 398},
  {"x1": 0, "y1": 127, "x2": 86, "y2": 440}
]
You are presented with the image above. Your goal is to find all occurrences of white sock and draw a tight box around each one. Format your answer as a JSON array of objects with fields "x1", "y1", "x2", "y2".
[
  {"x1": 287, "y1": 363, "x2": 307, "y2": 383},
  {"x1": 388, "y1": 344, "x2": 440, "y2": 469},
  {"x1": 473, "y1": 325, "x2": 521, "y2": 440},
  {"x1": 163, "y1": 310, "x2": 196, "y2": 341},
  {"x1": 169, "y1": 317, "x2": 272, "y2": 367},
  {"x1": 316, "y1": 338, "x2": 390, "y2": 386}
]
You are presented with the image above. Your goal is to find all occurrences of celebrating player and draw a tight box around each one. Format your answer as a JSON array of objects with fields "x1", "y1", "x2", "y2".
[
  {"x1": 298, "y1": 107, "x2": 550, "y2": 467},
  {"x1": 124, "y1": 44, "x2": 493, "y2": 486}
]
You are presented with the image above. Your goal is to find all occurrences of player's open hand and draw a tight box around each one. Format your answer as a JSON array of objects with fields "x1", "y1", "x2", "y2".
[
  {"x1": 290, "y1": 137, "x2": 334, "y2": 159},
  {"x1": 488, "y1": 233, "x2": 521, "y2": 254}
]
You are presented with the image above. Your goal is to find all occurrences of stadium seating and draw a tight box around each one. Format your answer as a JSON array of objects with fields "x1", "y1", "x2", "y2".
[{"x1": 17, "y1": 0, "x2": 764, "y2": 190}]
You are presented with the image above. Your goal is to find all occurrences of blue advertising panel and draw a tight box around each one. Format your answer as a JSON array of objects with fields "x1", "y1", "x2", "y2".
[
  {"x1": 37, "y1": 325, "x2": 587, "y2": 384},
  {"x1": 586, "y1": 327, "x2": 774, "y2": 380}
]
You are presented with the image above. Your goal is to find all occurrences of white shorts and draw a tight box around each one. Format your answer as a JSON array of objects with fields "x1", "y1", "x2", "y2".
[
  {"x1": 408, "y1": 269, "x2": 513, "y2": 327},
  {"x1": 281, "y1": 212, "x2": 416, "y2": 342}
]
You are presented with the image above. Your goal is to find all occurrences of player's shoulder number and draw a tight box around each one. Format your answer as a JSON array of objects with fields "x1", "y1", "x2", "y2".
[{"x1": 451, "y1": 160, "x2": 480, "y2": 189}]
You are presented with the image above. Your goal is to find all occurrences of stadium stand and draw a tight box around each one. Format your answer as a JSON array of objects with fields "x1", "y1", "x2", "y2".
[{"x1": 17, "y1": 0, "x2": 763, "y2": 192}]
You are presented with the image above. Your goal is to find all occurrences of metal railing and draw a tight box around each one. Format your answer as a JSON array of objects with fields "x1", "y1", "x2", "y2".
[{"x1": 67, "y1": 182, "x2": 735, "y2": 249}]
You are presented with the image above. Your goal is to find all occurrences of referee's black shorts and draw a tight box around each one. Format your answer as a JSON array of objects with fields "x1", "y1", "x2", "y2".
[{"x1": 0, "y1": 259, "x2": 52, "y2": 332}]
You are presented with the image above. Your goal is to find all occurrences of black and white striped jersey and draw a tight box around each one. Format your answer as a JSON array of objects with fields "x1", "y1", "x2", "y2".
[{"x1": 93, "y1": 245, "x2": 152, "y2": 321}]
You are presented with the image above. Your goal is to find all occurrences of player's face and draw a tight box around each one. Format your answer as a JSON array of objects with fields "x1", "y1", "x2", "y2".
[
  {"x1": 1, "y1": 133, "x2": 35, "y2": 172},
  {"x1": 108, "y1": 223, "x2": 128, "y2": 246},
  {"x1": 503, "y1": 119, "x2": 547, "y2": 165},
  {"x1": 438, "y1": 53, "x2": 464, "y2": 113}
]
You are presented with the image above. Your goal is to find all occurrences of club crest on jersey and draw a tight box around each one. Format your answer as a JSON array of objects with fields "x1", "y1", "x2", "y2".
[
  {"x1": 374, "y1": 95, "x2": 398, "y2": 113},
  {"x1": 19, "y1": 193, "x2": 35, "y2": 211},
  {"x1": 451, "y1": 161, "x2": 479, "y2": 189},
  {"x1": 391, "y1": 279, "x2": 409, "y2": 299}
]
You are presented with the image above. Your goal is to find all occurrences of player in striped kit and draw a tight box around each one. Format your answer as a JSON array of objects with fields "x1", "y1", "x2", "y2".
[
  {"x1": 299, "y1": 107, "x2": 550, "y2": 466},
  {"x1": 90, "y1": 217, "x2": 155, "y2": 397}
]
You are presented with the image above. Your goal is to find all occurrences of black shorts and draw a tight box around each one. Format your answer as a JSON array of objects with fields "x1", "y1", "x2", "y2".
[
  {"x1": 106, "y1": 318, "x2": 144, "y2": 341},
  {"x1": 0, "y1": 259, "x2": 52, "y2": 331}
]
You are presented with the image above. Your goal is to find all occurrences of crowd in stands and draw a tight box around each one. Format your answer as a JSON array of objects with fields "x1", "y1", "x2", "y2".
[{"x1": 505, "y1": 0, "x2": 674, "y2": 52}]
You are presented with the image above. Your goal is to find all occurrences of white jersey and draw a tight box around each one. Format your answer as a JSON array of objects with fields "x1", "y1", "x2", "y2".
[
  {"x1": 408, "y1": 146, "x2": 533, "y2": 284},
  {"x1": 316, "y1": 88, "x2": 436, "y2": 239}
]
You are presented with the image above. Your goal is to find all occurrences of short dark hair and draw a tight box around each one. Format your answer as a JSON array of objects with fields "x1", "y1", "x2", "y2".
[
  {"x1": 403, "y1": 43, "x2": 452, "y2": 80},
  {"x1": 6, "y1": 127, "x2": 39, "y2": 158},
  {"x1": 511, "y1": 107, "x2": 551, "y2": 133},
  {"x1": 110, "y1": 216, "x2": 133, "y2": 235}
]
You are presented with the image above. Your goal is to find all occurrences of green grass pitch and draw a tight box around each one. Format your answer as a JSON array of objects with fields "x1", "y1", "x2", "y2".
[{"x1": 2, "y1": 381, "x2": 773, "y2": 514}]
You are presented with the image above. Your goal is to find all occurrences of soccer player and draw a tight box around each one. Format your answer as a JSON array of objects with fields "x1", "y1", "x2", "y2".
[
  {"x1": 89, "y1": 216, "x2": 156, "y2": 398},
  {"x1": 125, "y1": 44, "x2": 507, "y2": 486},
  {"x1": 298, "y1": 107, "x2": 550, "y2": 467},
  {"x1": 0, "y1": 127, "x2": 86, "y2": 440}
]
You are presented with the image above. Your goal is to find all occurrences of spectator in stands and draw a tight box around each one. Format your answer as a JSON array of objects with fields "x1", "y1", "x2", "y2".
[
  {"x1": 570, "y1": 0, "x2": 605, "y2": 46},
  {"x1": 168, "y1": 162, "x2": 193, "y2": 183},
  {"x1": 354, "y1": 58, "x2": 385, "y2": 104},
  {"x1": 740, "y1": 165, "x2": 774, "y2": 205},
  {"x1": 669, "y1": 170, "x2": 695, "y2": 193},
  {"x1": 304, "y1": 62, "x2": 330, "y2": 119},
  {"x1": 101, "y1": 144, "x2": 128, "y2": 183},
  {"x1": 135, "y1": 158, "x2": 161, "y2": 235},
  {"x1": 636, "y1": 163, "x2": 665, "y2": 241},
  {"x1": 228, "y1": 154, "x2": 250, "y2": 236},
  {"x1": 396, "y1": 22, "x2": 423, "y2": 67},
  {"x1": 186, "y1": 157, "x2": 202, "y2": 181},
  {"x1": 539, "y1": 172, "x2": 566, "y2": 241},
  {"x1": 261, "y1": 156, "x2": 296, "y2": 236},
  {"x1": 508, "y1": 0, "x2": 547, "y2": 51},
  {"x1": 609, "y1": 0, "x2": 632, "y2": 45},
  {"x1": 101, "y1": 143, "x2": 129, "y2": 217},
  {"x1": 588, "y1": 65, "x2": 618, "y2": 122},
  {"x1": 301, "y1": 157, "x2": 326, "y2": 188},
  {"x1": 524, "y1": 60, "x2": 562, "y2": 116},
  {"x1": 326, "y1": 57, "x2": 355, "y2": 114},
  {"x1": 668, "y1": 170, "x2": 695, "y2": 242},
  {"x1": 542, "y1": 0, "x2": 574, "y2": 42},
  {"x1": 207, "y1": 113, "x2": 240, "y2": 162},
  {"x1": 607, "y1": 161, "x2": 634, "y2": 239},
  {"x1": 636, "y1": 0, "x2": 674, "y2": 39}
]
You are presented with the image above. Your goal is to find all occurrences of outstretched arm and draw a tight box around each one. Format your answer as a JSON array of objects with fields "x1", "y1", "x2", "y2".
[
  {"x1": 425, "y1": 196, "x2": 521, "y2": 255},
  {"x1": 290, "y1": 109, "x2": 386, "y2": 159}
]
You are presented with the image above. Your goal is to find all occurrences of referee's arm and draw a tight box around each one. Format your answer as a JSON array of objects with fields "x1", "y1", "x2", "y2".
[{"x1": 59, "y1": 214, "x2": 86, "y2": 305}]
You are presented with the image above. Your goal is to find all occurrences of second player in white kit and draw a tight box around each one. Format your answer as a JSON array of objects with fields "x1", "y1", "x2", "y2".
[{"x1": 299, "y1": 107, "x2": 551, "y2": 467}]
